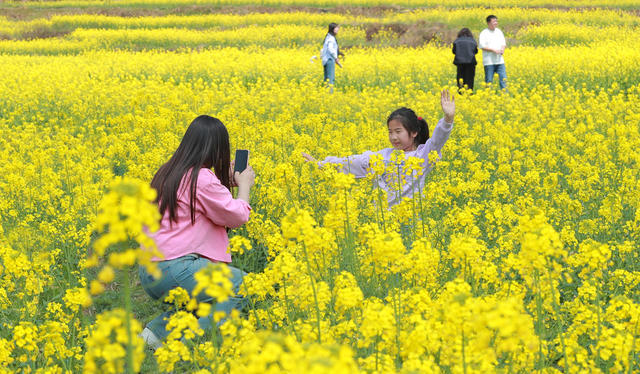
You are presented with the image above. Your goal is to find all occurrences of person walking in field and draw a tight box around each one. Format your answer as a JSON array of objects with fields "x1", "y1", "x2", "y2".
[
  {"x1": 302, "y1": 90, "x2": 455, "y2": 208},
  {"x1": 452, "y1": 28, "x2": 478, "y2": 92},
  {"x1": 321, "y1": 22, "x2": 343, "y2": 92},
  {"x1": 139, "y1": 115, "x2": 255, "y2": 350},
  {"x1": 479, "y1": 15, "x2": 507, "y2": 90}
]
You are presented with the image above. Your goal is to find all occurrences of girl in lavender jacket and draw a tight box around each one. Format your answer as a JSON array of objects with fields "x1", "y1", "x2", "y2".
[{"x1": 302, "y1": 90, "x2": 455, "y2": 207}]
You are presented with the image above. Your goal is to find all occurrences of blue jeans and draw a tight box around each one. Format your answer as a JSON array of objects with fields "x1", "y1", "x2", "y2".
[
  {"x1": 139, "y1": 254, "x2": 246, "y2": 341},
  {"x1": 484, "y1": 63, "x2": 507, "y2": 89},
  {"x1": 323, "y1": 59, "x2": 335, "y2": 86}
]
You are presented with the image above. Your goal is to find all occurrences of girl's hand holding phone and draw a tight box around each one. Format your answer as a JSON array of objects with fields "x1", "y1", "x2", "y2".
[
  {"x1": 234, "y1": 166, "x2": 255, "y2": 204},
  {"x1": 229, "y1": 161, "x2": 238, "y2": 187},
  {"x1": 231, "y1": 149, "x2": 250, "y2": 188},
  {"x1": 234, "y1": 166, "x2": 255, "y2": 189}
]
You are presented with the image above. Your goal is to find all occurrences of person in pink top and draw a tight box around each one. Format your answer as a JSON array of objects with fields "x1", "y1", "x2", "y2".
[
  {"x1": 302, "y1": 90, "x2": 455, "y2": 207},
  {"x1": 139, "y1": 115, "x2": 255, "y2": 350}
]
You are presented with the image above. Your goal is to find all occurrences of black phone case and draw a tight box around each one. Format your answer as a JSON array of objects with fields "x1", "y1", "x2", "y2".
[{"x1": 234, "y1": 150, "x2": 248, "y2": 173}]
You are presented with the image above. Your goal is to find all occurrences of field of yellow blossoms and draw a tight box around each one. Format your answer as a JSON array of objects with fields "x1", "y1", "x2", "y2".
[{"x1": 0, "y1": 0, "x2": 639, "y2": 372}]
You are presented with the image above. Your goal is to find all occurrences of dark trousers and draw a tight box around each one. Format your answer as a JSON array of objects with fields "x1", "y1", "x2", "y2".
[{"x1": 456, "y1": 64, "x2": 476, "y2": 91}]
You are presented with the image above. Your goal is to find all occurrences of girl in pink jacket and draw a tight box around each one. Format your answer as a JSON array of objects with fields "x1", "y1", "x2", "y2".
[{"x1": 139, "y1": 115, "x2": 255, "y2": 349}]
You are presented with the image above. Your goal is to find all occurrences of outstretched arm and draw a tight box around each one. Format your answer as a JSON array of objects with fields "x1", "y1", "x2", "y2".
[
  {"x1": 302, "y1": 152, "x2": 319, "y2": 165},
  {"x1": 302, "y1": 151, "x2": 374, "y2": 178}
]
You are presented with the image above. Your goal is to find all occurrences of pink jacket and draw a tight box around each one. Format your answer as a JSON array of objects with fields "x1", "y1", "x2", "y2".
[{"x1": 149, "y1": 168, "x2": 251, "y2": 263}]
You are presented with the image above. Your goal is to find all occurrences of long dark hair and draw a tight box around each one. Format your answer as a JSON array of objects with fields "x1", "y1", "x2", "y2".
[
  {"x1": 324, "y1": 22, "x2": 340, "y2": 48},
  {"x1": 387, "y1": 107, "x2": 429, "y2": 146},
  {"x1": 151, "y1": 115, "x2": 231, "y2": 224},
  {"x1": 327, "y1": 22, "x2": 339, "y2": 36}
]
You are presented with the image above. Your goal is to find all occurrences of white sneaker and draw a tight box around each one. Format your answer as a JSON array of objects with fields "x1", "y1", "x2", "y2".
[{"x1": 140, "y1": 328, "x2": 162, "y2": 350}]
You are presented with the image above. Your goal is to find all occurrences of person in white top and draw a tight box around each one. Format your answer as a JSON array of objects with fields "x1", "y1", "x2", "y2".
[
  {"x1": 478, "y1": 15, "x2": 507, "y2": 89},
  {"x1": 321, "y1": 23, "x2": 343, "y2": 91}
]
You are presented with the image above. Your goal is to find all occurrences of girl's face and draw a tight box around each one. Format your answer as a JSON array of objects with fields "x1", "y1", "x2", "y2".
[
  {"x1": 388, "y1": 119, "x2": 417, "y2": 151},
  {"x1": 334, "y1": 26, "x2": 340, "y2": 35}
]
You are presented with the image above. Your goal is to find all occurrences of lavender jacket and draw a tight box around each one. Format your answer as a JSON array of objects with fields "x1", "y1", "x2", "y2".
[{"x1": 320, "y1": 118, "x2": 453, "y2": 207}]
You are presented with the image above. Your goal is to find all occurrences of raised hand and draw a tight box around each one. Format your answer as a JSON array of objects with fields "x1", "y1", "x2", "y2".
[{"x1": 441, "y1": 89, "x2": 455, "y2": 123}]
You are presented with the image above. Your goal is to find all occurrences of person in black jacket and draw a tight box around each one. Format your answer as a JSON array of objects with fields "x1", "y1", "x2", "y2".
[{"x1": 452, "y1": 28, "x2": 478, "y2": 92}]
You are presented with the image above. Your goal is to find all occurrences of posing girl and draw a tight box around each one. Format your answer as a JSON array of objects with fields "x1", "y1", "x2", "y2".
[
  {"x1": 302, "y1": 90, "x2": 455, "y2": 207},
  {"x1": 139, "y1": 115, "x2": 255, "y2": 349}
]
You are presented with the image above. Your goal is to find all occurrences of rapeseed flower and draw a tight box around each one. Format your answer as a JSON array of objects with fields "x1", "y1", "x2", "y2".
[{"x1": 1, "y1": 4, "x2": 639, "y2": 372}]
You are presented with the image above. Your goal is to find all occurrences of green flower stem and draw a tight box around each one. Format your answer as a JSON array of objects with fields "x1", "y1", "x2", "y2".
[
  {"x1": 123, "y1": 269, "x2": 134, "y2": 374},
  {"x1": 300, "y1": 243, "x2": 322, "y2": 343},
  {"x1": 546, "y1": 266, "x2": 569, "y2": 373}
]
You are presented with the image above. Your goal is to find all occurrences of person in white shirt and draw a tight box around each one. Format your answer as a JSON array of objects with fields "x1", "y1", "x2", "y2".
[
  {"x1": 321, "y1": 23, "x2": 343, "y2": 91},
  {"x1": 478, "y1": 15, "x2": 507, "y2": 89}
]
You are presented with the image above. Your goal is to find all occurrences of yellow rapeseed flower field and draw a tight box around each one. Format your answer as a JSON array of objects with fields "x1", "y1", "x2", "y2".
[{"x1": 0, "y1": 1, "x2": 638, "y2": 373}]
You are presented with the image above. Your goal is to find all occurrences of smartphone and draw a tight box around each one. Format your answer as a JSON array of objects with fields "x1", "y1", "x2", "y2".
[{"x1": 233, "y1": 149, "x2": 249, "y2": 173}]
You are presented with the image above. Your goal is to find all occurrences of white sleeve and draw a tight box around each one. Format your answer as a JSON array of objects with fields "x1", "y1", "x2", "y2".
[
  {"x1": 415, "y1": 118, "x2": 453, "y2": 168},
  {"x1": 328, "y1": 38, "x2": 338, "y2": 59},
  {"x1": 478, "y1": 30, "x2": 487, "y2": 48},
  {"x1": 319, "y1": 151, "x2": 378, "y2": 179}
]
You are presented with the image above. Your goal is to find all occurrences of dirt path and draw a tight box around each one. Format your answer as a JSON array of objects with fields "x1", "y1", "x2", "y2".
[
  {"x1": 1, "y1": 4, "x2": 400, "y2": 20},
  {"x1": 1, "y1": 3, "x2": 633, "y2": 20}
]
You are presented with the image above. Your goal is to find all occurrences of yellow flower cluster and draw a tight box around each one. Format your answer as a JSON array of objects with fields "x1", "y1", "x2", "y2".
[
  {"x1": 3, "y1": 7, "x2": 636, "y2": 40},
  {"x1": 2, "y1": 7, "x2": 639, "y2": 55},
  {"x1": 517, "y1": 23, "x2": 639, "y2": 45},
  {"x1": 0, "y1": 13, "x2": 367, "y2": 37},
  {"x1": 83, "y1": 309, "x2": 145, "y2": 374},
  {"x1": 88, "y1": 177, "x2": 159, "y2": 267},
  {"x1": 0, "y1": 1, "x2": 639, "y2": 373}
]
